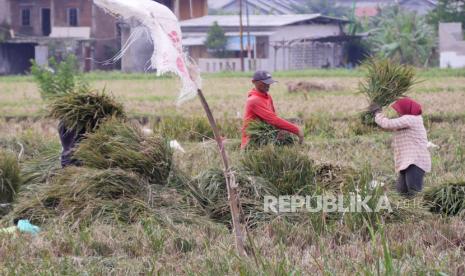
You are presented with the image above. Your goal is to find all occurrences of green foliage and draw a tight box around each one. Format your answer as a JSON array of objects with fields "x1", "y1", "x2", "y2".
[
  {"x1": 153, "y1": 115, "x2": 214, "y2": 141},
  {"x1": 48, "y1": 89, "x2": 126, "y2": 134},
  {"x1": 205, "y1": 21, "x2": 228, "y2": 58},
  {"x1": 153, "y1": 115, "x2": 241, "y2": 141},
  {"x1": 367, "y1": 6, "x2": 435, "y2": 66},
  {"x1": 427, "y1": 0, "x2": 465, "y2": 30},
  {"x1": 0, "y1": 150, "x2": 21, "y2": 204},
  {"x1": 246, "y1": 120, "x2": 297, "y2": 148},
  {"x1": 74, "y1": 120, "x2": 173, "y2": 184},
  {"x1": 31, "y1": 55, "x2": 87, "y2": 100}
]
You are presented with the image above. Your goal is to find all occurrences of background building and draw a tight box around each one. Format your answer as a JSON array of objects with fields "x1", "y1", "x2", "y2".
[
  {"x1": 181, "y1": 14, "x2": 351, "y2": 72},
  {"x1": 0, "y1": 0, "x2": 208, "y2": 74},
  {"x1": 439, "y1": 23, "x2": 465, "y2": 68}
]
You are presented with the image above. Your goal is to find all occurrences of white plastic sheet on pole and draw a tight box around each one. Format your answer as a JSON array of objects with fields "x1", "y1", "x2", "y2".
[{"x1": 94, "y1": 0, "x2": 201, "y2": 103}]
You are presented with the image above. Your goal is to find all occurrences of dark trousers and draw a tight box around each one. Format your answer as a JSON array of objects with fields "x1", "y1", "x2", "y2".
[
  {"x1": 397, "y1": 165, "x2": 425, "y2": 196},
  {"x1": 58, "y1": 121, "x2": 85, "y2": 168}
]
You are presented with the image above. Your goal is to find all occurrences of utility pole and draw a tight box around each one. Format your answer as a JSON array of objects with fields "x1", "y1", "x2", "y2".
[
  {"x1": 246, "y1": 0, "x2": 252, "y2": 70},
  {"x1": 239, "y1": 0, "x2": 245, "y2": 72}
]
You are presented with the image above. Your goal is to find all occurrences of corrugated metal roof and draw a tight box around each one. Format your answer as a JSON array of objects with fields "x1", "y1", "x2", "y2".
[
  {"x1": 208, "y1": 0, "x2": 232, "y2": 10},
  {"x1": 180, "y1": 14, "x2": 347, "y2": 28},
  {"x1": 183, "y1": 36, "x2": 206, "y2": 46}
]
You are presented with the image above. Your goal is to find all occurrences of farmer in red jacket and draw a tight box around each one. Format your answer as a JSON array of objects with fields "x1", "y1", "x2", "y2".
[{"x1": 241, "y1": 70, "x2": 304, "y2": 149}]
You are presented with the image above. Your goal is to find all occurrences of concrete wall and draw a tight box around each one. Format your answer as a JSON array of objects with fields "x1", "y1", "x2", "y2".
[
  {"x1": 178, "y1": 0, "x2": 208, "y2": 20},
  {"x1": 269, "y1": 24, "x2": 343, "y2": 71},
  {"x1": 52, "y1": 0, "x2": 92, "y2": 27},
  {"x1": 121, "y1": 25, "x2": 154, "y2": 73},
  {"x1": 0, "y1": 0, "x2": 11, "y2": 24},
  {"x1": 198, "y1": 57, "x2": 269, "y2": 72},
  {"x1": 439, "y1": 23, "x2": 465, "y2": 68},
  {"x1": 271, "y1": 24, "x2": 341, "y2": 43},
  {"x1": 121, "y1": 0, "x2": 208, "y2": 72},
  {"x1": 10, "y1": 0, "x2": 51, "y2": 36},
  {"x1": 92, "y1": 3, "x2": 120, "y2": 70},
  {"x1": 290, "y1": 41, "x2": 344, "y2": 69}
]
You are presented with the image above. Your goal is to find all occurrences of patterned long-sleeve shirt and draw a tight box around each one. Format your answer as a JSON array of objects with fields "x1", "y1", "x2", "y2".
[{"x1": 375, "y1": 113, "x2": 431, "y2": 173}]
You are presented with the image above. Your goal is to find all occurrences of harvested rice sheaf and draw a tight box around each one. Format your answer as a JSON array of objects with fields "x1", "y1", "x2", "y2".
[
  {"x1": 7, "y1": 165, "x2": 201, "y2": 227},
  {"x1": 246, "y1": 120, "x2": 297, "y2": 148},
  {"x1": 0, "y1": 150, "x2": 21, "y2": 204},
  {"x1": 240, "y1": 145, "x2": 315, "y2": 195},
  {"x1": 74, "y1": 120, "x2": 173, "y2": 184},
  {"x1": 423, "y1": 182, "x2": 465, "y2": 216},
  {"x1": 20, "y1": 143, "x2": 61, "y2": 188},
  {"x1": 188, "y1": 167, "x2": 277, "y2": 227},
  {"x1": 359, "y1": 58, "x2": 416, "y2": 125},
  {"x1": 49, "y1": 89, "x2": 126, "y2": 134},
  {"x1": 9, "y1": 167, "x2": 161, "y2": 226},
  {"x1": 314, "y1": 163, "x2": 359, "y2": 192}
]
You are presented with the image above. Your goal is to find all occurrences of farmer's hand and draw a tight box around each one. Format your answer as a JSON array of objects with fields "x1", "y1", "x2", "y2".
[
  {"x1": 298, "y1": 128, "x2": 304, "y2": 144},
  {"x1": 368, "y1": 103, "x2": 382, "y2": 114}
]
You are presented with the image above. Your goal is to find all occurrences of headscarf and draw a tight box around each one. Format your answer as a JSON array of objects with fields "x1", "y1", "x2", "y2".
[{"x1": 392, "y1": 97, "x2": 422, "y2": 116}]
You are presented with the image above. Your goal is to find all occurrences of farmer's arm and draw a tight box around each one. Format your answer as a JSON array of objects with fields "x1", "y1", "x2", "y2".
[
  {"x1": 251, "y1": 100, "x2": 300, "y2": 135},
  {"x1": 375, "y1": 113, "x2": 412, "y2": 130}
]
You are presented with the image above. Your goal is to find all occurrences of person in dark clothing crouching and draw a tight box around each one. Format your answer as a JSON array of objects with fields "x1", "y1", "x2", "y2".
[{"x1": 58, "y1": 121, "x2": 87, "y2": 168}]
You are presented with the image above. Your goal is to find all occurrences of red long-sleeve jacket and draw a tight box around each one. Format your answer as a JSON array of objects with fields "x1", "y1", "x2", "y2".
[{"x1": 241, "y1": 89, "x2": 300, "y2": 148}]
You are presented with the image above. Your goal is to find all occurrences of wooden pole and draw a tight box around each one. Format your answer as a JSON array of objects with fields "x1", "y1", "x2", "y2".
[{"x1": 197, "y1": 89, "x2": 247, "y2": 257}]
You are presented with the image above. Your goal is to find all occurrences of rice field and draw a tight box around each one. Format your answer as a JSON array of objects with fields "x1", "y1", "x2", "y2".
[{"x1": 1, "y1": 69, "x2": 465, "y2": 274}]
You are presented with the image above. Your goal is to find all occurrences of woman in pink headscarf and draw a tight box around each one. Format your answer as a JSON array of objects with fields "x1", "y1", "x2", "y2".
[{"x1": 371, "y1": 97, "x2": 431, "y2": 196}]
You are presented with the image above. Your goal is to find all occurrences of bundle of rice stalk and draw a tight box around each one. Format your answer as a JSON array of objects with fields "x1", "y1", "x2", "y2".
[
  {"x1": 0, "y1": 150, "x2": 21, "y2": 204},
  {"x1": 359, "y1": 58, "x2": 416, "y2": 125},
  {"x1": 9, "y1": 167, "x2": 153, "y2": 226},
  {"x1": 241, "y1": 145, "x2": 315, "y2": 195},
  {"x1": 74, "y1": 120, "x2": 173, "y2": 184},
  {"x1": 20, "y1": 143, "x2": 61, "y2": 188},
  {"x1": 187, "y1": 167, "x2": 277, "y2": 227},
  {"x1": 49, "y1": 89, "x2": 126, "y2": 134},
  {"x1": 423, "y1": 181, "x2": 465, "y2": 216},
  {"x1": 246, "y1": 120, "x2": 297, "y2": 148},
  {"x1": 381, "y1": 193, "x2": 431, "y2": 223},
  {"x1": 314, "y1": 163, "x2": 359, "y2": 192}
]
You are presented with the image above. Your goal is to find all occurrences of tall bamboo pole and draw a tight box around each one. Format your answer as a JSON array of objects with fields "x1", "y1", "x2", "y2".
[{"x1": 197, "y1": 89, "x2": 246, "y2": 257}]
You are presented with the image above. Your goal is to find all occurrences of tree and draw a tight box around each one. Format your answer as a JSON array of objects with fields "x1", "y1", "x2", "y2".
[
  {"x1": 427, "y1": 0, "x2": 465, "y2": 31},
  {"x1": 205, "y1": 21, "x2": 228, "y2": 58},
  {"x1": 292, "y1": 0, "x2": 349, "y2": 17},
  {"x1": 367, "y1": 6, "x2": 435, "y2": 67}
]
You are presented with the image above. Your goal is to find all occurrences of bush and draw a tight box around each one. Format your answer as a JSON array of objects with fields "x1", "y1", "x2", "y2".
[{"x1": 31, "y1": 55, "x2": 87, "y2": 100}]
